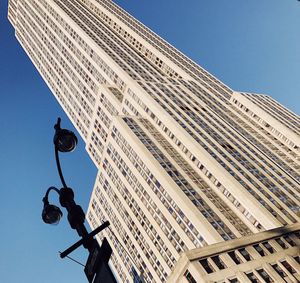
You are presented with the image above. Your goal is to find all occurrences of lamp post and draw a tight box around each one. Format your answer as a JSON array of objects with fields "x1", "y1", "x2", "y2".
[{"x1": 42, "y1": 118, "x2": 116, "y2": 283}]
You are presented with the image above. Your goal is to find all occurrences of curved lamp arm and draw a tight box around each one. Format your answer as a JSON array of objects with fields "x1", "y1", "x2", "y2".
[
  {"x1": 42, "y1": 186, "x2": 63, "y2": 225},
  {"x1": 42, "y1": 186, "x2": 61, "y2": 204}
]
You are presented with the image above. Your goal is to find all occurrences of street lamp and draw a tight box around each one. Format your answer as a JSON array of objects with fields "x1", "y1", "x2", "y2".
[
  {"x1": 42, "y1": 187, "x2": 62, "y2": 225},
  {"x1": 41, "y1": 118, "x2": 116, "y2": 283},
  {"x1": 54, "y1": 117, "x2": 78, "y2": 152}
]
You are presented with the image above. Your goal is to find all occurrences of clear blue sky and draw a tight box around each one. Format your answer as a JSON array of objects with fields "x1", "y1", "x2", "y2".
[{"x1": 0, "y1": 0, "x2": 299, "y2": 282}]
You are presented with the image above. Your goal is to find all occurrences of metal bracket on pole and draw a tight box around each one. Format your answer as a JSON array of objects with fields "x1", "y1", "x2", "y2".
[{"x1": 60, "y1": 221, "x2": 110, "y2": 258}]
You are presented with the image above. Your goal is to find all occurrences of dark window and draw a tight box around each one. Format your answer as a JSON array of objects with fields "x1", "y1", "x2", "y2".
[
  {"x1": 238, "y1": 248, "x2": 252, "y2": 261},
  {"x1": 272, "y1": 264, "x2": 287, "y2": 277},
  {"x1": 199, "y1": 258, "x2": 214, "y2": 274},
  {"x1": 183, "y1": 270, "x2": 197, "y2": 283},
  {"x1": 257, "y1": 269, "x2": 274, "y2": 283},
  {"x1": 281, "y1": 260, "x2": 296, "y2": 274},
  {"x1": 246, "y1": 272, "x2": 259, "y2": 283},
  {"x1": 275, "y1": 238, "x2": 287, "y2": 249},
  {"x1": 283, "y1": 235, "x2": 296, "y2": 247},
  {"x1": 262, "y1": 241, "x2": 274, "y2": 253},
  {"x1": 211, "y1": 256, "x2": 226, "y2": 270},
  {"x1": 293, "y1": 256, "x2": 300, "y2": 264},
  {"x1": 253, "y1": 244, "x2": 266, "y2": 256},
  {"x1": 228, "y1": 251, "x2": 242, "y2": 264}
]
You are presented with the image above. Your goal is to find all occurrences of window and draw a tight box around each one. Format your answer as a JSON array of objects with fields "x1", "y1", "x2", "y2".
[
  {"x1": 199, "y1": 258, "x2": 215, "y2": 274},
  {"x1": 256, "y1": 269, "x2": 274, "y2": 283},
  {"x1": 238, "y1": 248, "x2": 252, "y2": 261},
  {"x1": 211, "y1": 256, "x2": 226, "y2": 270},
  {"x1": 253, "y1": 244, "x2": 266, "y2": 256},
  {"x1": 184, "y1": 270, "x2": 197, "y2": 283},
  {"x1": 280, "y1": 260, "x2": 296, "y2": 274},
  {"x1": 283, "y1": 236, "x2": 296, "y2": 247},
  {"x1": 272, "y1": 264, "x2": 287, "y2": 277},
  {"x1": 275, "y1": 238, "x2": 287, "y2": 249},
  {"x1": 293, "y1": 256, "x2": 300, "y2": 264},
  {"x1": 246, "y1": 272, "x2": 260, "y2": 283},
  {"x1": 228, "y1": 251, "x2": 242, "y2": 264},
  {"x1": 262, "y1": 242, "x2": 274, "y2": 253}
]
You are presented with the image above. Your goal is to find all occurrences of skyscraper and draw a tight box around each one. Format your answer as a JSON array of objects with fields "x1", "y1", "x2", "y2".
[{"x1": 8, "y1": 0, "x2": 300, "y2": 282}]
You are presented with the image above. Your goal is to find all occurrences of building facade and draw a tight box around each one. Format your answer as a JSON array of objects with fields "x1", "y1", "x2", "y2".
[
  {"x1": 8, "y1": 0, "x2": 300, "y2": 282},
  {"x1": 168, "y1": 223, "x2": 300, "y2": 283}
]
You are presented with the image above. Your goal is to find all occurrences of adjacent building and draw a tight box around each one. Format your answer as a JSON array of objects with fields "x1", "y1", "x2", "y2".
[
  {"x1": 168, "y1": 223, "x2": 300, "y2": 283},
  {"x1": 8, "y1": 0, "x2": 300, "y2": 282}
]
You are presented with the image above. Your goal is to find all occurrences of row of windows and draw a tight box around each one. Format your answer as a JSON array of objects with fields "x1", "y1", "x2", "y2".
[
  {"x1": 8, "y1": 0, "x2": 18, "y2": 24},
  {"x1": 80, "y1": 0, "x2": 181, "y2": 79},
  {"x1": 107, "y1": 87, "x2": 124, "y2": 104},
  {"x1": 96, "y1": 105, "x2": 111, "y2": 129},
  {"x1": 28, "y1": 0, "x2": 98, "y2": 107},
  {"x1": 200, "y1": 235, "x2": 298, "y2": 275},
  {"x1": 106, "y1": 143, "x2": 187, "y2": 259},
  {"x1": 137, "y1": 82, "x2": 269, "y2": 227},
  {"x1": 139, "y1": 118, "x2": 252, "y2": 237},
  {"x1": 230, "y1": 103, "x2": 300, "y2": 178},
  {"x1": 16, "y1": 7, "x2": 88, "y2": 138},
  {"x1": 243, "y1": 93, "x2": 300, "y2": 135},
  {"x1": 94, "y1": 119, "x2": 108, "y2": 144},
  {"x1": 92, "y1": 184, "x2": 157, "y2": 283},
  {"x1": 123, "y1": 117, "x2": 237, "y2": 241},
  {"x1": 124, "y1": 98, "x2": 141, "y2": 117},
  {"x1": 100, "y1": 91, "x2": 120, "y2": 116},
  {"x1": 232, "y1": 97, "x2": 299, "y2": 160},
  {"x1": 20, "y1": 0, "x2": 92, "y2": 129},
  {"x1": 87, "y1": 142, "x2": 101, "y2": 165},
  {"x1": 98, "y1": 165, "x2": 170, "y2": 280},
  {"x1": 88, "y1": 204, "x2": 135, "y2": 283},
  {"x1": 59, "y1": 0, "x2": 167, "y2": 84},
  {"x1": 182, "y1": 231, "x2": 300, "y2": 283},
  {"x1": 214, "y1": 258, "x2": 300, "y2": 283},
  {"x1": 182, "y1": 80, "x2": 300, "y2": 181},
  {"x1": 106, "y1": 137, "x2": 195, "y2": 253},
  {"x1": 90, "y1": 131, "x2": 104, "y2": 155},
  {"x1": 199, "y1": 234, "x2": 299, "y2": 283},
  {"x1": 111, "y1": 125, "x2": 205, "y2": 248},
  {"x1": 40, "y1": 0, "x2": 126, "y2": 91},
  {"x1": 127, "y1": 87, "x2": 262, "y2": 230},
  {"x1": 263, "y1": 94, "x2": 300, "y2": 126},
  {"x1": 173, "y1": 82, "x2": 299, "y2": 221},
  {"x1": 95, "y1": 0, "x2": 233, "y2": 99}
]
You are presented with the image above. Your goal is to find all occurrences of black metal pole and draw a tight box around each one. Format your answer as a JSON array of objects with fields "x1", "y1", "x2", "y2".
[
  {"x1": 42, "y1": 118, "x2": 115, "y2": 282},
  {"x1": 55, "y1": 146, "x2": 68, "y2": 188}
]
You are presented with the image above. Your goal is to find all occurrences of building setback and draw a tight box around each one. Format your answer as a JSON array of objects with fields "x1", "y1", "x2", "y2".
[{"x1": 8, "y1": 0, "x2": 300, "y2": 282}]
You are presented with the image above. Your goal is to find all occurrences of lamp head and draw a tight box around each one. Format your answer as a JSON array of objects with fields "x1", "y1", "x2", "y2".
[
  {"x1": 42, "y1": 203, "x2": 63, "y2": 225},
  {"x1": 54, "y1": 118, "x2": 78, "y2": 152}
]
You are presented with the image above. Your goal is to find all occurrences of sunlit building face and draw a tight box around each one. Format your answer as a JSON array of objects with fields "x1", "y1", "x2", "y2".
[{"x1": 8, "y1": 0, "x2": 300, "y2": 282}]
